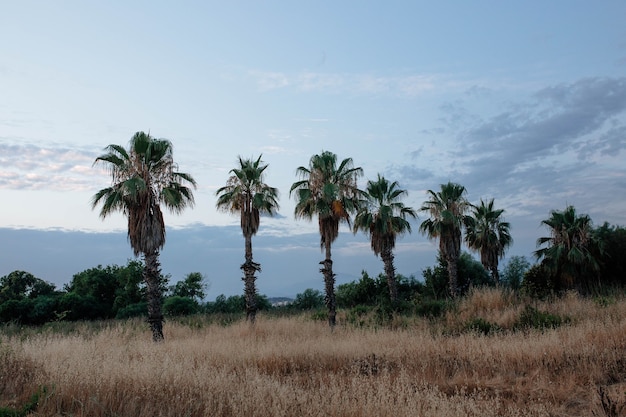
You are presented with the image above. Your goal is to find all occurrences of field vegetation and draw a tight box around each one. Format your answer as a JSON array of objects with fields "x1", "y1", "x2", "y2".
[{"x1": 1, "y1": 287, "x2": 625, "y2": 417}]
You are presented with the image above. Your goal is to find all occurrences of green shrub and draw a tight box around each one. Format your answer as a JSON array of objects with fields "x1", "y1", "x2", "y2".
[
  {"x1": 516, "y1": 305, "x2": 567, "y2": 330},
  {"x1": 346, "y1": 305, "x2": 372, "y2": 327},
  {"x1": 521, "y1": 264, "x2": 555, "y2": 299},
  {"x1": 205, "y1": 294, "x2": 245, "y2": 314},
  {"x1": 310, "y1": 309, "x2": 328, "y2": 321},
  {"x1": 594, "y1": 296, "x2": 616, "y2": 308},
  {"x1": 163, "y1": 296, "x2": 199, "y2": 317},
  {"x1": 0, "y1": 386, "x2": 46, "y2": 417},
  {"x1": 465, "y1": 317, "x2": 500, "y2": 335},
  {"x1": 415, "y1": 299, "x2": 448, "y2": 318},
  {"x1": 291, "y1": 289, "x2": 324, "y2": 310},
  {"x1": 115, "y1": 302, "x2": 147, "y2": 319}
]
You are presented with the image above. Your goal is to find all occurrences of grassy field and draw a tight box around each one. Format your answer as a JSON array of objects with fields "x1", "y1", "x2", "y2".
[{"x1": 1, "y1": 288, "x2": 625, "y2": 416}]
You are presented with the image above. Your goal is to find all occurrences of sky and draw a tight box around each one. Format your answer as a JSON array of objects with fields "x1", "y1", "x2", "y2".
[{"x1": 1, "y1": 1, "x2": 625, "y2": 298}]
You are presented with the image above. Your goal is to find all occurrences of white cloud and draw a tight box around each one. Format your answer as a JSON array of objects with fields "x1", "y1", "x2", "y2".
[
  {"x1": 0, "y1": 142, "x2": 99, "y2": 191},
  {"x1": 249, "y1": 70, "x2": 441, "y2": 97},
  {"x1": 250, "y1": 71, "x2": 289, "y2": 91}
]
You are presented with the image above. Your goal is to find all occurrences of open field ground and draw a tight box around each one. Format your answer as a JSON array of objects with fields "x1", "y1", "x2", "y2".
[{"x1": 1, "y1": 289, "x2": 626, "y2": 416}]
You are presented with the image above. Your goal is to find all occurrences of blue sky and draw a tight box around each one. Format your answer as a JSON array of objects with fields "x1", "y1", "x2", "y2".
[{"x1": 1, "y1": 2, "x2": 625, "y2": 297}]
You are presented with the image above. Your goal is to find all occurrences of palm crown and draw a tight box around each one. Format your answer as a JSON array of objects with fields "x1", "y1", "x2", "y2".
[
  {"x1": 534, "y1": 205, "x2": 603, "y2": 288},
  {"x1": 92, "y1": 132, "x2": 196, "y2": 256},
  {"x1": 464, "y1": 198, "x2": 512, "y2": 283},
  {"x1": 354, "y1": 174, "x2": 416, "y2": 256},
  {"x1": 290, "y1": 151, "x2": 364, "y2": 248},
  {"x1": 216, "y1": 155, "x2": 279, "y2": 236}
]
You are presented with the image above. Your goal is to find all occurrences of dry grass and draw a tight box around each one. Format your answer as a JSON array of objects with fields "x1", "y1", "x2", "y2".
[{"x1": 1, "y1": 289, "x2": 626, "y2": 416}]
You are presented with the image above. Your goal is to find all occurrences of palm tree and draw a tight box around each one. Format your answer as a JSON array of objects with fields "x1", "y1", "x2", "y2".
[
  {"x1": 353, "y1": 175, "x2": 416, "y2": 302},
  {"x1": 419, "y1": 182, "x2": 470, "y2": 298},
  {"x1": 216, "y1": 155, "x2": 279, "y2": 323},
  {"x1": 464, "y1": 198, "x2": 512, "y2": 284},
  {"x1": 290, "y1": 151, "x2": 363, "y2": 327},
  {"x1": 92, "y1": 131, "x2": 196, "y2": 341},
  {"x1": 534, "y1": 205, "x2": 603, "y2": 291}
]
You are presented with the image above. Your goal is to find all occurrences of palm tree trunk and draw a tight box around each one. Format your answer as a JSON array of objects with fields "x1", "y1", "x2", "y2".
[
  {"x1": 241, "y1": 233, "x2": 260, "y2": 323},
  {"x1": 144, "y1": 250, "x2": 164, "y2": 342},
  {"x1": 444, "y1": 230, "x2": 461, "y2": 298},
  {"x1": 490, "y1": 265, "x2": 500, "y2": 286},
  {"x1": 319, "y1": 243, "x2": 336, "y2": 327},
  {"x1": 381, "y1": 247, "x2": 398, "y2": 302},
  {"x1": 446, "y1": 254, "x2": 459, "y2": 298}
]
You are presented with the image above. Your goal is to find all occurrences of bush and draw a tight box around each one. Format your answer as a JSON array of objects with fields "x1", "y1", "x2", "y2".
[
  {"x1": 205, "y1": 295, "x2": 245, "y2": 314},
  {"x1": 415, "y1": 299, "x2": 448, "y2": 318},
  {"x1": 521, "y1": 264, "x2": 555, "y2": 299},
  {"x1": 0, "y1": 387, "x2": 46, "y2": 417},
  {"x1": 29, "y1": 295, "x2": 60, "y2": 325},
  {"x1": 422, "y1": 252, "x2": 491, "y2": 298},
  {"x1": 163, "y1": 296, "x2": 200, "y2": 317},
  {"x1": 336, "y1": 271, "x2": 421, "y2": 309},
  {"x1": 336, "y1": 271, "x2": 382, "y2": 308},
  {"x1": 115, "y1": 302, "x2": 147, "y2": 319},
  {"x1": 346, "y1": 305, "x2": 372, "y2": 327},
  {"x1": 291, "y1": 289, "x2": 324, "y2": 310},
  {"x1": 465, "y1": 318, "x2": 501, "y2": 335},
  {"x1": 515, "y1": 305, "x2": 567, "y2": 330},
  {"x1": 501, "y1": 256, "x2": 530, "y2": 290},
  {"x1": 0, "y1": 299, "x2": 31, "y2": 324}
]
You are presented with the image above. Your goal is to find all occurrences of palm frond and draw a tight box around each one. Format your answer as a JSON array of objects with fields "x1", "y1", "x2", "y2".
[{"x1": 92, "y1": 131, "x2": 196, "y2": 255}]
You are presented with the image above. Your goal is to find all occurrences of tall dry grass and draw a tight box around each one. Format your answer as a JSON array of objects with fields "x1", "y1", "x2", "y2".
[{"x1": 1, "y1": 288, "x2": 625, "y2": 416}]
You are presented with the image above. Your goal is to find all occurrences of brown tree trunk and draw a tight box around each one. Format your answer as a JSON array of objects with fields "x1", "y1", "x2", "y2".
[
  {"x1": 144, "y1": 250, "x2": 164, "y2": 342},
  {"x1": 443, "y1": 229, "x2": 461, "y2": 298},
  {"x1": 320, "y1": 243, "x2": 336, "y2": 328},
  {"x1": 490, "y1": 265, "x2": 500, "y2": 286},
  {"x1": 446, "y1": 254, "x2": 459, "y2": 298},
  {"x1": 241, "y1": 233, "x2": 260, "y2": 323},
  {"x1": 381, "y1": 247, "x2": 398, "y2": 303}
]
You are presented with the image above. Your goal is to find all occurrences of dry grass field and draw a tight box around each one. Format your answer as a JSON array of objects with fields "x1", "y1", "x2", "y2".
[{"x1": 1, "y1": 288, "x2": 625, "y2": 416}]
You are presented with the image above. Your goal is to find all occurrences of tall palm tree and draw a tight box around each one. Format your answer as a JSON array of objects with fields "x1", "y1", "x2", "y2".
[
  {"x1": 92, "y1": 131, "x2": 196, "y2": 341},
  {"x1": 419, "y1": 182, "x2": 470, "y2": 298},
  {"x1": 290, "y1": 151, "x2": 363, "y2": 327},
  {"x1": 464, "y1": 198, "x2": 512, "y2": 284},
  {"x1": 534, "y1": 205, "x2": 603, "y2": 290},
  {"x1": 216, "y1": 155, "x2": 279, "y2": 323},
  {"x1": 353, "y1": 175, "x2": 416, "y2": 302}
]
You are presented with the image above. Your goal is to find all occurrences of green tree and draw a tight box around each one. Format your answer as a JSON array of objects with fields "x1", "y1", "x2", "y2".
[
  {"x1": 534, "y1": 205, "x2": 604, "y2": 292},
  {"x1": 112, "y1": 260, "x2": 145, "y2": 316},
  {"x1": 170, "y1": 272, "x2": 207, "y2": 302},
  {"x1": 291, "y1": 288, "x2": 325, "y2": 310},
  {"x1": 500, "y1": 256, "x2": 531, "y2": 290},
  {"x1": 0, "y1": 271, "x2": 55, "y2": 303},
  {"x1": 594, "y1": 223, "x2": 626, "y2": 287},
  {"x1": 336, "y1": 270, "x2": 382, "y2": 308},
  {"x1": 421, "y1": 251, "x2": 490, "y2": 299},
  {"x1": 290, "y1": 151, "x2": 364, "y2": 327},
  {"x1": 353, "y1": 175, "x2": 416, "y2": 302},
  {"x1": 0, "y1": 271, "x2": 59, "y2": 325},
  {"x1": 207, "y1": 294, "x2": 246, "y2": 314},
  {"x1": 216, "y1": 155, "x2": 279, "y2": 323},
  {"x1": 419, "y1": 182, "x2": 471, "y2": 297},
  {"x1": 92, "y1": 131, "x2": 196, "y2": 341},
  {"x1": 464, "y1": 199, "x2": 513, "y2": 284},
  {"x1": 64, "y1": 265, "x2": 120, "y2": 319},
  {"x1": 163, "y1": 296, "x2": 200, "y2": 316}
]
